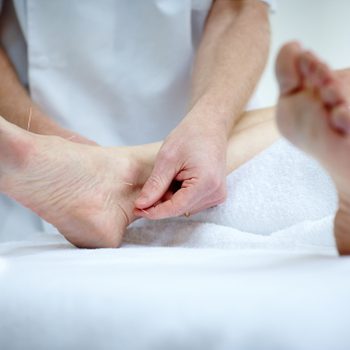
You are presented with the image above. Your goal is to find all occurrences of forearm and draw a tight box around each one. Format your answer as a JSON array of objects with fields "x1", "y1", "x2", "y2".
[
  {"x1": 189, "y1": 0, "x2": 270, "y2": 134},
  {"x1": 0, "y1": 46, "x2": 70, "y2": 137},
  {"x1": 130, "y1": 106, "x2": 279, "y2": 174},
  {"x1": 226, "y1": 106, "x2": 279, "y2": 172}
]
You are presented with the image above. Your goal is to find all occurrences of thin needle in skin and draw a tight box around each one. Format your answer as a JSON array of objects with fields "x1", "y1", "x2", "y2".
[
  {"x1": 27, "y1": 107, "x2": 32, "y2": 131},
  {"x1": 115, "y1": 181, "x2": 134, "y2": 186}
]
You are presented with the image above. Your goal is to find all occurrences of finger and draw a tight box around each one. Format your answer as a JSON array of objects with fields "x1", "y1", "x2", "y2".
[
  {"x1": 178, "y1": 180, "x2": 227, "y2": 216},
  {"x1": 133, "y1": 186, "x2": 185, "y2": 217},
  {"x1": 134, "y1": 186, "x2": 226, "y2": 219},
  {"x1": 185, "y1": 195, "x2": 226, "y2": 216},
  {"x1": 135, "y1": 175, "x2": 227, "y2": 219},
  {"x1": 135, "y1": 159, "x2": 177, "y2": 209},
  {"x1": 135, "y1": 184, "x2": 204, "y2": 220}
]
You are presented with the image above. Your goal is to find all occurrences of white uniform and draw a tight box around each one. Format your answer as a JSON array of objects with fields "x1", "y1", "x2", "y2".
[{"x1": 0, "y1": 0, "x2": 274, "y2": 240}]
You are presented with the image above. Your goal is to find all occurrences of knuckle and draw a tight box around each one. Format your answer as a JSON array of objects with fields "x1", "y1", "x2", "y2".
[
  {"x1": 159, "y1": 149, "x2": 177, "y2": 163},
  {"x1": 208, "y1": 185, "x2": 227, "y2": 206},
  {"x1": 173, "y1": 207, "x2": 185, "y2": 217},
  {"x1": 161, "y1": 209, "x2": 178, "y2": 219},
  {"x1": 205, "y1": 174, "x2": 222, "y2": 190}
]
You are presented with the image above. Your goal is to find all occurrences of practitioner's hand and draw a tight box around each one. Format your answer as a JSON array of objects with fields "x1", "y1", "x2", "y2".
[{"x1": 134, "y1": 115, "x2": 228, "y2": 219}]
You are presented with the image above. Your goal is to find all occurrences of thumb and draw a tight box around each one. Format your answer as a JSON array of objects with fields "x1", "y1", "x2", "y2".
[{"x1": 135, "y1": 159, "x2": 177, "y2": 209}]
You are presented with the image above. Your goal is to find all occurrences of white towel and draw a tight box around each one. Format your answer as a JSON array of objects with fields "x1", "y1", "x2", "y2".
[{"x1": 124, "y1": 138, "x2": 338, "y2": 252}]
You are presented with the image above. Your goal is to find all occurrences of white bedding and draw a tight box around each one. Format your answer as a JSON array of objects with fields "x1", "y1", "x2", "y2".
[
  {"x1": 1, "y1": 139, "x2": 349, "y2": 350},
  {"x1": 1, "y1": 235, "x2": 350, "y2": 350}
]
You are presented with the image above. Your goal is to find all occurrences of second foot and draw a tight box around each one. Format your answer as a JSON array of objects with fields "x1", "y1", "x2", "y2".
[{"x1": 275, "y1": 42, "x2": 350, "y2": 255}]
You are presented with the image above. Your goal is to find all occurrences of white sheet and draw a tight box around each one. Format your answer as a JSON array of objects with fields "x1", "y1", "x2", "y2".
[
  {"x1": 1, "y1": 234, "x2": 350, "y2": 350},
  {"x1": 0, "y1": 139, "x2": 348, "y2": 350}
]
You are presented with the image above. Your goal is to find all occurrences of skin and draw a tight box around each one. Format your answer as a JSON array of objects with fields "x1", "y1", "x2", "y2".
[
  {"x1": 0, "y1": 106, "x2": 278, "y2": 248},
  {"x1": 0, "y1": 1, "x2": 270, "y2": 241},
  {"x1": 135, "y1": 0, "x2": 271, "y2": 219},
  {"x1": 275, "y1": 42, "x2": 350, "y2": 255}
]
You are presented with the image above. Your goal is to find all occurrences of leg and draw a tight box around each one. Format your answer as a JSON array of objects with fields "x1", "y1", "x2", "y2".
[
  {"x1": 0, "y1": 107, "x2": 278, "y2": 248},
  {"x1": 275, "y1": 42, "x2": 350, "y2": 255}
]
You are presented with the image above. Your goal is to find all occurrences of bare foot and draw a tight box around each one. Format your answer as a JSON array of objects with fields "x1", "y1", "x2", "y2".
[
  {"x1": 0, "y1": 117, "x2": 154, "y2": 248},
  {"x1": 275, "y1": 42, "x2": 350, "y2": 255}
]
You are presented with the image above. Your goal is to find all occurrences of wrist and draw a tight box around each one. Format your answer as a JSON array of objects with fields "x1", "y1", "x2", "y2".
[{"x1": 186, "y1": 94, "x2": 236, "y2": 137}]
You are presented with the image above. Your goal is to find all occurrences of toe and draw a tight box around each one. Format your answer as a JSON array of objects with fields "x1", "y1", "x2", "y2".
[
  {"x1": 275, "y1": 41, "x2": 303, "y2": 95},
  {"x1": 311, "y1": 62, "x2": 333, "y2": 87},
  {"x1": 298, "y1": 51, "x2": 317, "y2": 77},
  {"x1": 298, "y1": 50, "x2": 323, "y2": 91},
  {"x1": 320, "y1": 81, "x2": 346, "y2": 107},
  {"x1": 298, "y1": 51, "x2": 335, "y2": 90},
  {"x1": 330, "y1": 103, "x2": 350, "y2": 134}
]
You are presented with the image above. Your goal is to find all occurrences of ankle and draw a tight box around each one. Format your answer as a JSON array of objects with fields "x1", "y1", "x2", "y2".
[
  {"x1": 125, "y1": 144, "x2": 157, "y2": 183},
  {"x1": 110, "y1": 147, "x2": 152, "y2": 190}
]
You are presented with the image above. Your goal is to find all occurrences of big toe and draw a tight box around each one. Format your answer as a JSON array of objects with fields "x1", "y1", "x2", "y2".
[{"x1": 276, "y1": 42, "x2": 303, "y2": 95}]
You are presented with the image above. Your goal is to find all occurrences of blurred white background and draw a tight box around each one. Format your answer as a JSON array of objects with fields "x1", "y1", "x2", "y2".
[{"x1": 256, "y1": 0, "x2": 350, "y2": 107}]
